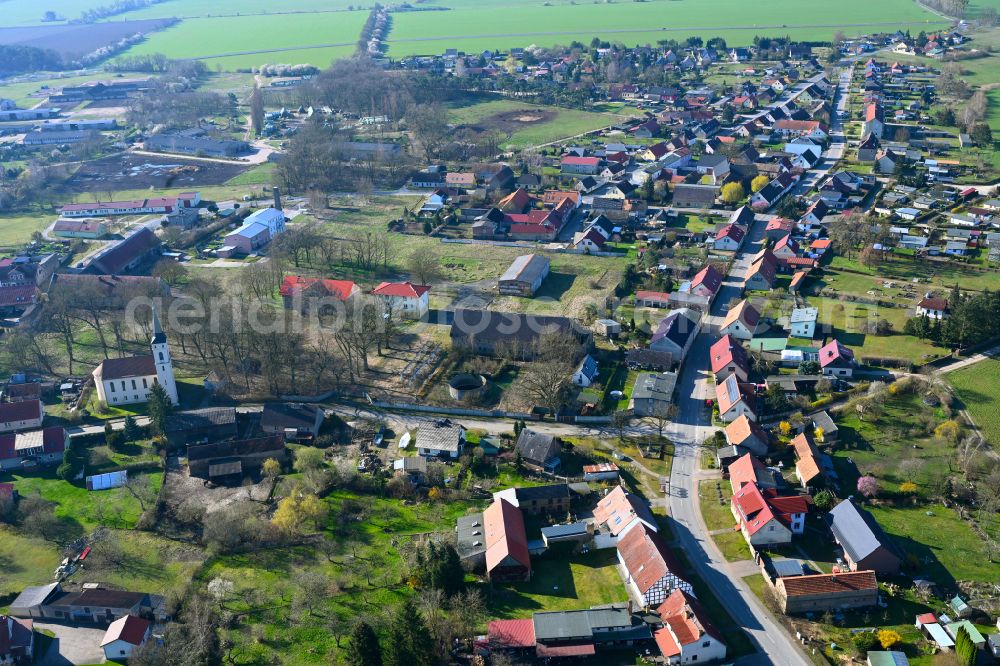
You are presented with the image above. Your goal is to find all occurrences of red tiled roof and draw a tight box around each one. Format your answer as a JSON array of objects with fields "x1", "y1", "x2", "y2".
[
  {"x1": 654, "y1": 625, "x2": 682, "y2": 657},
  {"x1": 716, "y1": 376, "x2": 754, "y2": 415},
  {"x1": 372, "y1": 281, "x2": 430, "y2": 299},
  {"x1": 593, "y1": 486, "x2": 655, "y2": 536},
  {"x1": 635, "y1": 290, "x2": 671, "y2": 303},
  {"x1": 279, "y1": 276, "x2": 357, "y2": 300},
  {"x1": 656, "y1": 589, "x2": 725, "y2": 650},
  {"x1": 101, "y1": 614, "x2": 150, "y2": 647},
  {"x1": 779, "y1": 570, "x2": 877, "y2": 597},
  {"x1": 41, "y1": 427, "x2": 67, "y2": 455},
  {"x1": 715, "y1": 224, "x2": 746, "y2": 242},
  {"x1": 616, "y1": 523, "x2": 688, "y2": 595},
  {"x1": 91, "y1": 227, "x2": 160, "y2": 275},
  {"x1": 819, "y1": 339, "x2": 854, "y2": 368},
  {"x1": 766, "y1": 217, "x2": 795, "y2": 232},
  {"x1": 918, "y1": 296, "x2": 948, "y2": 311},
  {"x1": 487, "y1": 619, "x2": 535, "y2": 649},
  {"x1": 775, "y1": 120, "x2": 823, "y2": 132},
  {"x1": 484, "y1": 498, "x2": 531, "y2": 574},
  {"x1": 0, "y1": 285, "x2": 37, "y2": 308},
  {"x1": 0, "y1": 399, "x2": 43, "y2": 426},
  {"x1": 543, "y1": 190, "x2": 579, "y2": 206},
  {"x1": 725, "y1": 415, "x2": 767, "y2": 449},
  {"x1": 691, "y1": 264, "x2": 723, "y2": 294},
  {"x1": 728, "y1": 453, "x2": 768, "y2": 490},
  {"x1": 721, "y1": 300, "x2": 761, "y2": 332},
  {"x1": 498, "y1": 188, "x2": 532, "y2": 212},
  {"x1": 710, "y1": 335, "x2": 750, "y2": 376},
  {"x1": 561, "y1": 156, "x2": 600, "y2": 166},
  {"x1": 536, "y1": 642, "x2": 596, "y2": 657},
  {"x1": 792, "y1": 433, "x2": 822, "y2": 483}
]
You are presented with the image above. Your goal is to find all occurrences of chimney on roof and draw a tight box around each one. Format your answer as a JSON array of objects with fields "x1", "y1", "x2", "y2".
[{"x1": 273, "y1": 187, "x2": 282, "y2": 211}]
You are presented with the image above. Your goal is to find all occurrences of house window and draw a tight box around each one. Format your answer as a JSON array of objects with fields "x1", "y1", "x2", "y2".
[
  {"x1": 159, "y1": 352, "x2": 164, "y2": 361},
  {"x1": 121, "y1": 381, "x2": 126, "y2": 391},
  {"x1": 703, "y1": 641, "x2": 711, "y2": 647},
  {"x1": 132, "y1": 379, "x2": 137, "y2": 390},
  {"x1": 109, "y1": 383, "x2": 115, "y2": 393},
  {"x1": 142, "y1": 378, "x2": 148, "y2": 388}
]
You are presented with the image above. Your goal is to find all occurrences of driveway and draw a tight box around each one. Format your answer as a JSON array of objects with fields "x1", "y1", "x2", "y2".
[{"x1": 34, "y1": 623, "x2": 107, "y2": 666}]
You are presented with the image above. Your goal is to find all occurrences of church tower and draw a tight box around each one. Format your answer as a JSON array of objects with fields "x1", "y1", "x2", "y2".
[{"x1": 151, "y1": 307, "x2": 179, "y2": 405}]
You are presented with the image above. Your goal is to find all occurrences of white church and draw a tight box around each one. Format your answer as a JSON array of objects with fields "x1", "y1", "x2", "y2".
[{"x1": 92, "y1": 309, "x2": 179, "y2": 407}]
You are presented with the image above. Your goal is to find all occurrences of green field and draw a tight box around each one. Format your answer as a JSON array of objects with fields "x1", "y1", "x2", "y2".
[
  {"x1": 119, "y1": 12, "x2": 367, "y2": 70},
  {"x1": 490, "y1": 549, "x2": 628, "y2": 618},
  {"x1": 384, "y1": 0, "x2": 947, "y2": 57},
  {"x1": 805, "y1": 296, "x2": 942, "y2": 363},
  {"x1": 0, "y1": 213, "x2": 49, "y2": 248},
  {"x1": 447, "y1": 98, "x2": 622, "y2": 148},
  {"x1": 948, "y1": 357, "x2": 1000, "y2": 447},
  {"x1": 4, "y1": 469, "x2": 163, "y2": 532}
]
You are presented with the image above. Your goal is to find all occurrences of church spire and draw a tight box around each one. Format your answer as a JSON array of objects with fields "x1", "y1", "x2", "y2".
[{"x1": 151, "y1": 306, "x2": 167, "y2": 345}]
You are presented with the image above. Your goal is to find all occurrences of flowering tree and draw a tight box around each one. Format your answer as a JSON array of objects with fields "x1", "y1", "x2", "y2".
[{"x1": 857, "y1": 475, "x2": 880, "y2": 499}]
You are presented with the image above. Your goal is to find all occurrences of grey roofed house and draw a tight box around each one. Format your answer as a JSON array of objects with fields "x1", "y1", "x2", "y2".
[
  {"x1": 164, "y1": 407, "x2": 237, "y2": 432},
  {"x1": 515, "y1": 429, "x2": 562, "y2": 471},
  {"x1": 532, "y1": 605, "x2": 652, "y2": 644},
  {"x1": 672, "y1": 183, "x2": 719, "y2": 207},
  {"x1": 541, "y1": 521, "x2": 590, "y2": 543},
  {"x1": 456, "y1": 512, "x2": 487, "y2": 564},
  {"x1": 827, "y1": 499, "x2": 903, "y2": 574},
  {"x1": 811, "y1": 410, "x2": 839, "y2": 442},
  {"x1": 260, "y1": 402, "x2": 324, "y2": 437},
  {"x1": 450, "y1": 309, "x2": 592, "y2": 359},
  {"x1": 416, "y1": 421, "x2": 466, "y2": 456},
  {"x1": 625, "y1": 348, "x2": 673, "y2": 371},
  {"x1": 730, "y1": 205, "x2": 756, "y2": 226},
  {"x1": 9, "y1": 583, "x2": 60, "y2": 618},
  {"x1": 393, "y1": 456, "x2": 428, "y2": 474},
  {"x1": 629, "y1": 372, "x2": 677, "y2": 417},
  {"x1": 162, "y1": 407, "x2": 238, "y2": 447},
  {"x1": 533, "y1": 609, "x2": 595, "y2": 641},
  {"x1": 498, "y1": 254, "x2": 550, "y2": 296},
  {"x1": 145, "y1": 133, "x2": 251, "y2": 158}
]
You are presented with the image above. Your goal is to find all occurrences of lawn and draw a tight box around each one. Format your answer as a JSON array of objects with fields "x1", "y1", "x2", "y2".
[
  {"x1": 2, "y1": 468, "x2": 164, "y2": 532},
  {"x1": 804, "y1": 295, "x2": 942, "y2": 363},
  {"x1": 714, "y1": 529, "x2": 753, "y2": 562},
  {"x1": 198, "y1": 488, "x2": 482, "y2": 665},
  {"x1": 446, "y1": 98, "x2": 623, "y2": 149},
  {"x1": 384, "y1": 0, "x2": 945, "y2": 56},
  {"x1": 489, "y1": 549, "x2": 628, "y2": 618},
  {"x1": 117, "y1": 12, "x2": 368, "y2": 70},
  {"x1": 829, "y1": 391, "x2": 957, "y2": 494},
  {"x1": 0, "y1": 212, "x2": 50, "y2": 248},
  {"x1": 0, "y1": 527, "x2": 62, "y2": 599},
  {"x1": 698, "y1": 479, "x2": 735, "y2": 532},
  {"x1": 947, "y1": 357, "x2": 1000, "y2": 447},
  {"x1": 869, "y1": 502, "x2": 1000, "y2": 586}
]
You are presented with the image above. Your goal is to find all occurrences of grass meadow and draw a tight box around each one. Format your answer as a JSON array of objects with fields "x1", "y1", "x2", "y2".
[
  {"x1": 447, "y1": 98, "x2": 622, "y2": 148},
  {"x1": 119, "y1": 12, "x2": 367, "y2": 70},
  {"x1": 384, "y1": 0, "x2": 946, "y2": 57},
  {"x1": 947, "y1": 357, "x2": 1000, "y2": 447}
]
